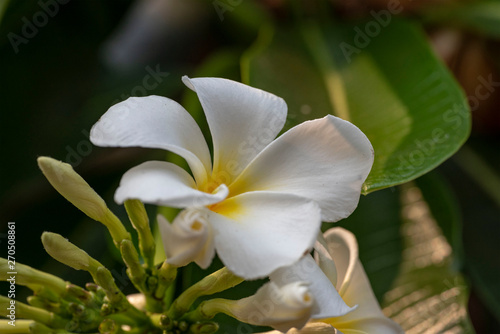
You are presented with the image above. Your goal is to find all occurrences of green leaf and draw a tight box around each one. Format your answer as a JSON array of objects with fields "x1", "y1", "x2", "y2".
[
  {"x1": 242, "y1": 19, "x2": 470, "y2": 194},
  {"x1": 382, "y1": 184, "x2": 475, "y2": 333},
  {"x1": 422, "y1": 1, "x2": 500, "y2": 38}
]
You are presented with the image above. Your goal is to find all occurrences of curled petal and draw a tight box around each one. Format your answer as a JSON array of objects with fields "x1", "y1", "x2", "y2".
[
  {"x1": 183, "y1": 76, "x2": 287, "y2": 184},
  {"x1": 158, "y1": 209, "x2": 215, "y2": 269},
  {"x1": 319, "y1": 228, "x2": 403, "y2": 333},
  {"x1": 234, "y1": 281, "x2": 313, "y2": 332},
  {"x1": 230, "y1": 115, "x2": 374, "y2": 222},
  {"x1": 90, "y1": 95, "x2": 211, "y2": 185},
  {"x1": 314, "y1": 242, "x2": 338, "y2": 290},
  {"x1": 114, "y1": 161, "x2": 228, "y2": 207},
  {"x1": 271, "y1": 255, "x2": 355, "y2": 320},
  {"x1": 207, "y1": 192, "x2": 321, "y2": 279},
  {"x1": 316, "y1": 228, "x2": 358, "y2": 296}
]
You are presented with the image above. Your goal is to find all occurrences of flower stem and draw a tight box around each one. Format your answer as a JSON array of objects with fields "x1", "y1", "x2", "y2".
[
  {"x1": 0, "y1": 319, "x2": 32, "y2": 333},
  {"x1": 120, "y1": 239, "x2": 147, "y2": 293},
  {"x1": 0, "y1": 296, "x2": 68, "y2": 329},
  {"x1": 154, "y1": 261, "x2": 177, "y2": 301},
  {"x1": 185, "y1": 298, "x2": 237, "y2": 321},
  {"x1": 167, "y1": 267, "x2": 243, "y2": 319},
  {"x1": 124, "y1": 200, "x2": 156, "y2": 269},
  {"x1": 0, "y1": 258, "x2": 67, "y2": 297}
]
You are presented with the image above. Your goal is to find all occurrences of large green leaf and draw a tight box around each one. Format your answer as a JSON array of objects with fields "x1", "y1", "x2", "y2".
[
  {"x1": 242, "y1": 19, "x2": 470, "y2": 194},
  {"x1": 382, "y1": 184, "x2": 475, "y2": 333}
]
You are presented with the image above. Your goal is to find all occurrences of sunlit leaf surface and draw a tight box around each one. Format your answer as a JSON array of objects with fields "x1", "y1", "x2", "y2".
[{"x1": 243, "y1": 19, "x2": 470, "y2": 194}]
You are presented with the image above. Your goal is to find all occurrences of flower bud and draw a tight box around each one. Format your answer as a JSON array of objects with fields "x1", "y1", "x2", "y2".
[
  {"x1": 37, "y1": 157, "x2": 130, "y2": 245},
  {"x1": 158, "y1": 208, "x2": 215, "y2": 269},
  {"x1": 37, "y1": 157, "x2": 107, "y2": 221},
  {"x1": 233, "y1": 281, "x2": 313, "y2": 332},
  {"x1": 41, "y1": 232, "x2": 100, "y2": 272},
  {"x1": 0, "y1": 258, "x2": 66, "y2": 295}
]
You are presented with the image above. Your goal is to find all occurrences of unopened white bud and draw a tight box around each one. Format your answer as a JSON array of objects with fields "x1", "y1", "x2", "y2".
[
  {"x1": 37, "y1": 157, "x2": 107, "y2": 221},
  {"x1": 37, "y1": 157, "x2": 130, "y2": 245},
  {"x1": 158, "y1": 208, "x2": 215, "y2": 269},
  {"x1": 234, "y1": 281, "x2": 313, "y2": 332},
  {"x1": 41, "y1": 232, "x2": 98, "y2": 271}
]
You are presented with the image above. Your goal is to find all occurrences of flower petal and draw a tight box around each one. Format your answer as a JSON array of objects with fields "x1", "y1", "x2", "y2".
[
  {"x1": 114, "y1": 161, "x2": 228, "y2": 207},
  {"x1": 229, "y1": 115, "x2": 374, "y2": 222},
  {"x1": 271, "y1": 255, "x2": 355, "y2": 320},
  {"x1": 90, "y1": 95, "x2": 211, "y2": 185},
  {"x1": 315, "y1": 231, "x2": 358, "y2": 295},
  {"x1": 336, "y1": 317, "x2": 404, "y2": 334},
  {"x1": 320, "y1": 228, "x2": 402, "y2": 333},
  {"x1": 158, "y1": 209, "x2": 215, "y2": 269},
  {"x1": 233, "y1": 281, "x2": 314, "y2": 332},
  {"x1": 182, "y1": 76, "x2": 287, "y2": 184},
  {"x1": 256, "y1": 322, "x2": 337, "y2": 333},
  {"x1": 206, "y1": 192, "x2": 321, "y2": 279}
]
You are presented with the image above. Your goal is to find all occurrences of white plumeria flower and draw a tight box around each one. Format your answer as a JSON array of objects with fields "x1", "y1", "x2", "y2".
[
  {"x1": 264, "y1": 227, "x2": 404, "y2": 334},
  {"x1": 90, "y1": 77, "x2": 374, "y2": 279}
]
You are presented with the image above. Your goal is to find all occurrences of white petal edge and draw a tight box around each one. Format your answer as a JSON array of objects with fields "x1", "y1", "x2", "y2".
[
  {"x1": 229, "y1": 115, "x2": 374, "y2": 222},
  {"x1": 114, "y1": 161, "x2": 228, "y2": 207},
  {"x1": 90, "y1": 95, "x2": 211, "y2": 185},
  {"x1": 319, "y1": 227, "x2": 402, "y2": 332},
  {"x1": 206, "y1": 191, "x2": 321, "y2": 280},
  {"x1": 334, "y1": 317, "x2": 404, "y2": 334},
  {"x1": 182, "y1": 76, "x2": 287, "y2": 184},
  {"x1": 271, "y1": 255, "x2": 356, "y2": 320}
]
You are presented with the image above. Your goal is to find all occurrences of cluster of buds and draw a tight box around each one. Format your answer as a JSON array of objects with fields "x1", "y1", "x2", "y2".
[{"x1": 0, "y1": 157, "x2": 316, "y2": 334}]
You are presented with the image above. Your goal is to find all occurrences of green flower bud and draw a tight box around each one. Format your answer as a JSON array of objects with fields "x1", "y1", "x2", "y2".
[
  {"x1": 41, "y1": 232, "x2": 100, "y2": 272},
  {"x1": 0, "y1": 258, "x2": 66, "y2": 297},
  {"x1": 37, "y1": 157, "x2": 130, "y2": 245}
]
